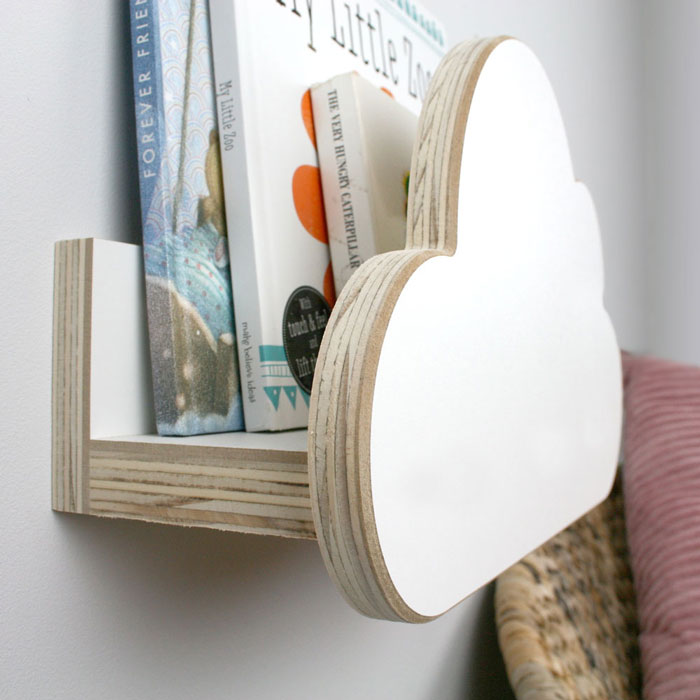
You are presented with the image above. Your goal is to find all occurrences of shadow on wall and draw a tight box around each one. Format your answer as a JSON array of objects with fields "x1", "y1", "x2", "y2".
[
  {"x1": 54, "y1": 511, "x2": 514, "y2": 699},
  {"x1": 462, "y1": 584, "x2": 516, "y2": 698},
  {"x1": 425, "y1": 581, "x2": 515, "y2": 699},
  {"x1": 56, "y1": 511, "x2": 323, "y2": 615}
]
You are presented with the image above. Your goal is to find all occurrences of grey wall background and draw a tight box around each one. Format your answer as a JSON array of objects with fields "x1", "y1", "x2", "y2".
[
  {"x1": 642, "y1": 0, "x2": 700, "y2": 365},
  {"x1": 3, "y1": 1, "x2": 694, "y2": 698}
]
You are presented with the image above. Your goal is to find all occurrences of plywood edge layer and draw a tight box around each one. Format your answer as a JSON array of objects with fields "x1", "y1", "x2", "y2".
[
  {"x1": 52, "y1": 238, "x2": 93, "y2": 514},
  {"x1": 84, "y1": 506, "x2": 316, "y2": 540},
  {"x1": 309, "y1": 38, "x2": 507, "y2": 621}
]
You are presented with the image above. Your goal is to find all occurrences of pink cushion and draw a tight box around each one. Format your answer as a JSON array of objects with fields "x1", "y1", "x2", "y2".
[{"x1": 623, "y1": 353, "x2": 700, "y2": 699}]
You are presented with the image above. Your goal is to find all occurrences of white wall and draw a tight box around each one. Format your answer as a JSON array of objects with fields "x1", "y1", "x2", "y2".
[
  {"x1": 642, "y1": 0, "x2": 700, "y2": 365},
  {"x1": 444, "y1": 0, "x2": 647, "y2": 354},
  {"x1": 0, "y1": 2, "x2": 646, "y2": 698}
]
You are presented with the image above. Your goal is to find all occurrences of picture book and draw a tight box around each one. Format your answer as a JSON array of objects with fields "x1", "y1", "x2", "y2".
[
  {"x1": 311, "y1": 71, "x2": 417, "y2": 294},
  {"x1": 130, "y1": 0, "x2": 244, "y2": 435},
  {"x1": 209, "y1": 0, "x2": 446, "y2": 430}
]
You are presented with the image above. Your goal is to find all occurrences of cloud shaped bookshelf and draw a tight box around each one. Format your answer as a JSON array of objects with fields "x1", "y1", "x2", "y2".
[{"x1": 53, "y1": 38, "x2": 622, "y2": 622}]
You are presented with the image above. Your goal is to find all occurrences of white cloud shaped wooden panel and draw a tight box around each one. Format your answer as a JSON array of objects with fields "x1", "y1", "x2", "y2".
[{"x1": 309, "y1": 38, "x2": 622, "y2": 622}]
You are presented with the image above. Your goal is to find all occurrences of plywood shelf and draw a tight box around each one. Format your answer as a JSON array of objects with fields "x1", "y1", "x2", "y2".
[
  {"x1": 52, "y1": 238, "x2": 315, "y2": 539},
  {"x1": 52, "y1": 38, "x2": 622, "y2": 622}
]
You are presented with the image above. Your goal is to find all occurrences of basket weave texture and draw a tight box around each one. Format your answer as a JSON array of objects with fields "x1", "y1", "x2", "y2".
[{"x1": 495, "y1": 479, "x2": 641, "y2": 699}]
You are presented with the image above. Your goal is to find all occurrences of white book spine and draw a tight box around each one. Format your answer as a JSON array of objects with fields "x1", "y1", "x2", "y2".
[
  {"x1": 312, "y1": 75, "x2": 376, "y2": 294},
  {"x1": 313, "y1": 73, "x2": 418, "y2": 294},
  {"x1": 209, "y1": 0, "x2": 268, "y2": 431}
]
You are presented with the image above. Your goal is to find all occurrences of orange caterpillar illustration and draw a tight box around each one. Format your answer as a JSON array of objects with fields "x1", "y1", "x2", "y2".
[{"x1": 292, "y1": 90, "x2": 336, "y2": 308}]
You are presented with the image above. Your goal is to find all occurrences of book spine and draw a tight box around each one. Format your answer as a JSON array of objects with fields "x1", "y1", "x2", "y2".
[
  {"x1": 130, "y1": 0, "x2": 178, "y2": 435},
  {"x1": 130, "y1": 0, "x2": 244, "y2": 435},
  {"x1": 312, "y1": 75, "x2": 377, "y2": 295},
  {"x1": 209, "y1": 0, "x2": 268, "y2": 431},
  {"x1": 130, "y1": 0, "x2": 165, "y2": 271}
]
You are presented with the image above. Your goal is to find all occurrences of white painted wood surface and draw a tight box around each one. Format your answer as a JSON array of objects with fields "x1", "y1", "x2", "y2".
[
  {"x1": 371, "y1": 40, "x2": 621, "y2": 618},
  {"x1": 113, "y1": 430, "x2": 308, "y2": 452},
  {"x1": 90, "y1": 240, "x2": 154, "y2": 439},
  {"x1": 310, "y1": 38, "x2": 622, "y2": 621}
]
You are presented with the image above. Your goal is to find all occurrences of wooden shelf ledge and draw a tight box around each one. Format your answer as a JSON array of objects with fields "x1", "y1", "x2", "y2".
[
  {"x1": 52, "y1": 39, "x2": 623, "y2": 622},
  {"x1": 52, "y1": 238, "x2": 314, "y2": 539}
]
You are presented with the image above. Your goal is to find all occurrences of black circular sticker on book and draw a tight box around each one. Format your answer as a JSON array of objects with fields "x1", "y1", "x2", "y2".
[{"x1": 282, "y1": 286, "x2": 331, "y2": 393}]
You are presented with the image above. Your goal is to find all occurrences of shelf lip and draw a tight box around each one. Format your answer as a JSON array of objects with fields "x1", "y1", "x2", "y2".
[{"x1": 53, "y1": 238, "x2": 315, "y2": 541}]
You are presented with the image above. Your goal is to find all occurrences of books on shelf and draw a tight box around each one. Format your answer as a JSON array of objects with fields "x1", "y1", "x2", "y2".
[
  {"x1": 311, "y1": 72, "x2": 418, "y2": 294},
  {"x1": 209, "y1": 0, "x2": 446, "y2": 431},
  {"x1": 129, "y1": 0, "x2": 244, "y2": 435}
]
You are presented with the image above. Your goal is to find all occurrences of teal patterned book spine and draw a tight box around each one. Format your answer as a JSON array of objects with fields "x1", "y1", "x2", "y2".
[{"x1": 130, "y1": 0, "x2": 244, "y2": 435}]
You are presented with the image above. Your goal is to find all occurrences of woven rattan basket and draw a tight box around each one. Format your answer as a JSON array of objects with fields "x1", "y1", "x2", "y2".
[{"x1": 495, "y1": 478, "x2": 642, "y2": 699}]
